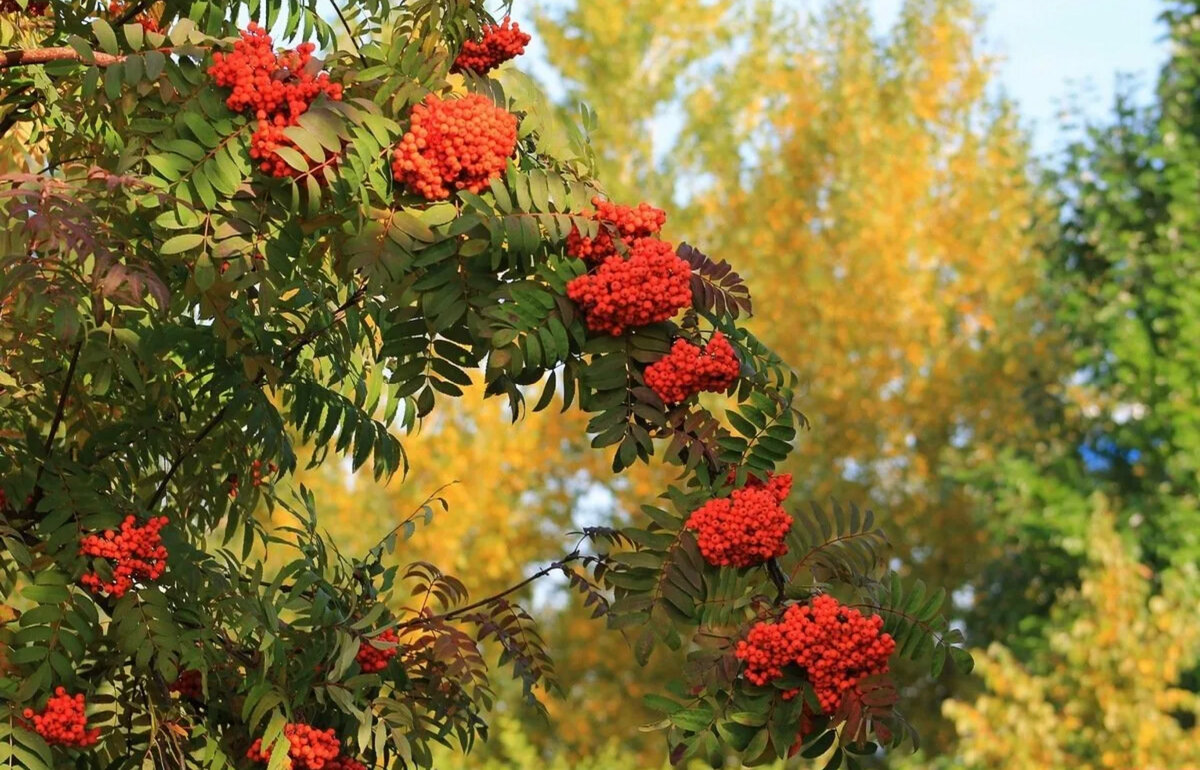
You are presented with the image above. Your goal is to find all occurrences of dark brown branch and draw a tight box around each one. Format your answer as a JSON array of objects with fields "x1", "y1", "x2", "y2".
[
  {"x1": 147, "y1": 282, "x2": 370, "y2": 509},
  {"x1": 1, "y1": 47, "x2": 126, "y2": 69},
  {"x1": 331, "y1": 4, "x2": 368, "y2": 67},
  {"x1": 113, "y1": 0, "x2": 154, "y2": 26},
  {"x1": 400, "y1": 552, "x2": 585, "y2": 629},
  {"x1": 766, "y1": 558, "x2": 787, "y2": 604},
  {"x1": 22, "y1": 337, "x2": 84, "y2": 517}
]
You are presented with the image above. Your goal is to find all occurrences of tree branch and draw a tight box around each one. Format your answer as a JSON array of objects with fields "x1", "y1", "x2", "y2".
[
  {"x1": 22, "y1": 336, "x2": 84, "y2": 517},
  {"x1": 1, "y1": 47, "x2": 126, "y2": 69},
  {"x1": 114, "y1": 0, "x2": 154, "y2": 27},
  {"x1": 400, "y1": 552, "x2": 586, "y2": 629},
  {"x1": 332, "y1": 4, "x2": 368, "y2": 67},
  {"x1": 146, "y1": 282, "x2": 370, "y2": 509}
]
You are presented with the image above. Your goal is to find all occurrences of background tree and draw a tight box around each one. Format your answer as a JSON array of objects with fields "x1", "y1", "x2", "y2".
[{"x1": 942, "y1": 510, "x2": 1200, "y2": 770}]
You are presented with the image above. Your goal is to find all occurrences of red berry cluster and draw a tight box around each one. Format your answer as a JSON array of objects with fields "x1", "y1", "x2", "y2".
[
  {"x1": 0, "y1": 1, "x2": 48, "y2": 15},
  {"x1": 250, "y1": 459, "x2": 276, "y2": 487},
  {"x1": 452, "y1": 17, "x2": 531, "y2": 74},
  {"x1": 735, "y1": 595, "x2": 896, "y2": 713},
  {"x1": 391, "y1": 93, "x2": 518, "y2": 200},
  {"x1": 566, "y1": 237, "x2": 692, "y2": 335},
  {"x1": 22, "y1": 688, "x2": 100, "y2": 748},
  {"x1": 247, "y1": 723, "x2": 340, "y2": 769},
  {"x1": 208, "y1": 24, "x2": 343, "y2": 177},
  {"x1": 355, "y1": 627, "x2": 399, "y2": 673},
  {"x1": 227, "y1": 459, "x2": 276, "y2": 497},
  {"x1": 685, "y1": 473, "x2": 792, "y2": 568},
  {"x1": 169, "y1": 669, "x2": 202, "y2": 700},
  {"x1": 567, "y1": 198, "x2": 667, "y2": 263},
  {"x1": 108, "y1": 1, "x2": 159, "y2": 31},
  {"x1": 79, "y1": 515, "x2": 168, "y2": 598},
  {"x1": 645, "y1": 331, "x2": 740, "y2": 403}
]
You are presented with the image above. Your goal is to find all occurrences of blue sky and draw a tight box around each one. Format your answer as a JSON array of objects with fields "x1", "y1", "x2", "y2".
[
  {"x1": 522, "y1": 1, "x2": 1170, "y2": 158},
  {"x1": 871, "y1": 0, "x2": 1168, "y2": 154}
]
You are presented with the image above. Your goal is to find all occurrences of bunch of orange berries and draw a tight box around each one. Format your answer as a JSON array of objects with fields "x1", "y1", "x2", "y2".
[
  {"x1": 566, "y1": 237, "x2": 692, "y2": 335},
  {"x1": 208, "y1": 24, "x2": 343, "y2": 177},
  {"x1": 391, "y1": 93, "x2": 518, "y2": 200},
  {"x1": 108, "y1": 1, "x2": 159, "y2": 31},
  {"x1": 735, "y1": 595, "x2": 896, "y2": 713},
  {"x1": 645, "y1": 331, "x2": 740, "y2": 404},
  {"x1": 23, "y1": 688, "x2": 100, "y2": 748},
  {"x1": 169, "y1": 669, "x2": 203, "y2": 700},
  {"x1": 452, "y1": 17, "x2": 531, "y2": 74},
  {"x1": 78, "y1": 515, "x2": 169, "y2": 598},
  {"x1": 355, "y1": 627, "x2": 399, "y2": 673},
  {"x1": 567, "y1": 198, "x2": 667, "y2": 263},
  {"x1": 685, "y1": 473, "x2": 792, "y2": 568}
]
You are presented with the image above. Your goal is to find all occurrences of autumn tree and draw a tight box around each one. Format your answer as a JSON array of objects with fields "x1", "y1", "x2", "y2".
[
  {"x1": 942, "y1": 510, "x2": 1200, "y2": 770},
  {"x1": 0, "y1": 2, "x2": 968, "y2": 770}
]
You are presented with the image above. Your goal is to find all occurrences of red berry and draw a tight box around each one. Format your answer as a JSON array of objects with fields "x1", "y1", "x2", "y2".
[
  {"x1": 208, "y1": 25, "x2": 342, "y2": 178},
  {"x1": 567, "y1": 197, "x2": 667, "y2": 264},
  {"x1": 169, "y1": 669, "x2": 203, "y2": 700},
  {"x1": 355, "y1": 628, "x2": 399, "y2": 673},
  {"x1": 108, "y1": 1, "x2": 158, "y2": 31},
  {"x1": 247, "y1": 723, "x2": 341, "y2": 769},
  {"x1": 23, "y1": 689, "x2": 101, "y2": 748}
]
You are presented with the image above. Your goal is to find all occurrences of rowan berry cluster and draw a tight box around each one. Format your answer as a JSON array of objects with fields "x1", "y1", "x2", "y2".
[
  {"x1": 735, "y1": 595, "x2": 896, "y2": 713},
  {"x1": 567, "y1": 198, "x2": 667, "y2": 263},
  {"x1": 208, "y1": 24, "x2": 343, "y2": 177},
  {"x1": 227, "y1": 459, "x2": 276, "y2": 497},
  {"x1": 451, "y1": 17, "x2": 531, "y2": 74},
  {"x1": 22, "y1": 688, "x2": 100, "y2": 748},
  {"x1": 685, "y1": 473, "x2": 792, "y2": 568},
  {"x1": 79, "y1": 515, "x2": 168, "y2": 598},
  {"x1": 391, "y1": 93, "x2": 518, "y2": 200},
  {"x1": 566, "y1": 238, "x2": 692, "y2": 335},
  {"x1": 645, "y1": 331, "x2": 740, "y2": 403},
  {"x1": 0, "y1": 1, "x2": 47, "y2": 15},
  {"x1": 247, "y1": 723, "x2": 340, "y2": 769},
  {"x1": 108, "y1": 1, "x2": 159, "y2": 31},
  {"x1": 356, "y1": 627, "x2": 399, "y2": 673},
  {"x1": 169, "y1": 669, "x2": 202, "y2": 700},
  {"x1": 250, "y1": 459, "x2": 276, "y2": 487}
]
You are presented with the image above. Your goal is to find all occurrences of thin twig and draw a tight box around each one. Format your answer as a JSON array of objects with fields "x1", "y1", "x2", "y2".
[
  {"x1": 332, "y1": 4, "x2": 368, "y2": 67},
  {"x1": 399, "y1": 551, "x2": 585, "y2": 629},
  {"x1": 113, "y1": 0, "x2": 154, "y2": 26},
  {"x1": 146, "y1": 282, "x2": 370, "y2": 509},
  {"x1": 23, "y1": 337, "x2": 84, "y2": 516}
]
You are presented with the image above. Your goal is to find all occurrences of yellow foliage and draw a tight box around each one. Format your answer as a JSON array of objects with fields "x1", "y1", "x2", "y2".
[
  {"x1": 943, "y1": 507, "x2": 1200, "y2": 770},
  {"x1": 294, "y1": 378, "x2": 654, "y2": 593}
]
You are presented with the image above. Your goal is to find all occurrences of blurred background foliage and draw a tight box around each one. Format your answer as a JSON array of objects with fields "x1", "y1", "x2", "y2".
[{"x1": 296, "y1": 0, "x2": 1200, "y2": 766}]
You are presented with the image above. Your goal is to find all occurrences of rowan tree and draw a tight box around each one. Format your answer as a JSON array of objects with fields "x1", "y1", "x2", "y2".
[
  {"x1": 0, "y1": 2, "x2": 967, "y2": 768},
  {"x1": 532, "y1": 0, "x2": 1056, "y2": 751}
]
